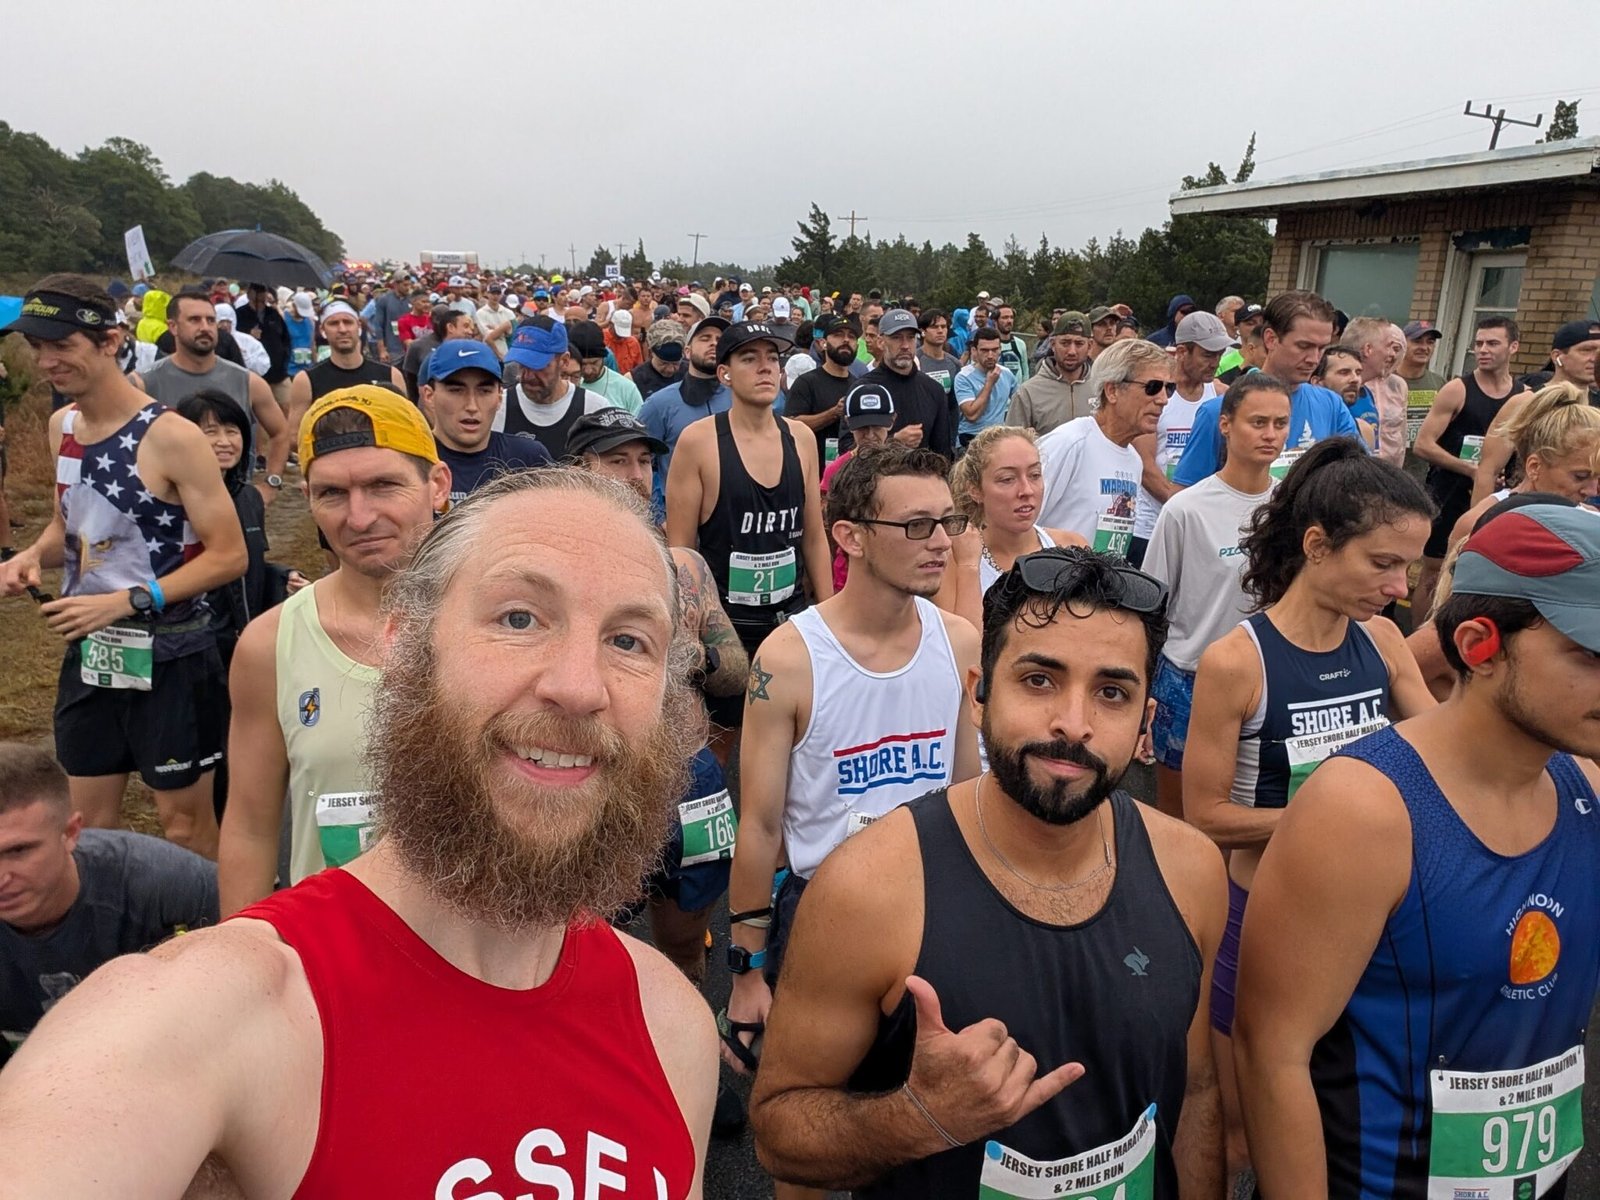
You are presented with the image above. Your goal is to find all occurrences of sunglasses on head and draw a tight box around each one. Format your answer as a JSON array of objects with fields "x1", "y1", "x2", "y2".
[
  {"x1": 1122, "y1": 378, "x2": 1177, "y2": 397},
  {"x1": 1011, "y1": 548, "x2": 1169, "y2": 614}
]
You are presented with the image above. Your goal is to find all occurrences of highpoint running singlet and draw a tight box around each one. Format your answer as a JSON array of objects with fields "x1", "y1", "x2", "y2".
[
  {"x1": 236, "y1": 870, "x2": 696, "y2": 1197},
  {"x1": 1318, "y1": 727, "x2": 1600, "y2": 1199},
  {"x1": 781, "y1": 597, "x2": 962, "y2": 878}
]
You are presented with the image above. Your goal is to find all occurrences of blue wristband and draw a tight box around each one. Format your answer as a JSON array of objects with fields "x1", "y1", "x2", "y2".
[{"x1": 146, "y1": 578, "x2": 166, "y2": 613}]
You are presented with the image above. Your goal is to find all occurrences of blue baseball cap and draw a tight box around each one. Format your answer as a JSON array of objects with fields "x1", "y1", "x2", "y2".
[
  {"x1": 425, "y1": 339, "x2": 502, "y2": 386},
  {"x1": 506, "y1": 319, "x2": 569, "y2": 371},
  {"x1": 1454, "y1": 504, "x2": 1600, "y2": 652},
  {"x1": 532, "y1": 288, "x2": 550, "y2": 300}
]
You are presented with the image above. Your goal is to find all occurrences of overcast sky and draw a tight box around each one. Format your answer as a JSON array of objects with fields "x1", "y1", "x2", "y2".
[{"x1": 8, "y1": 1, "x2": 1598, "y2": 272}]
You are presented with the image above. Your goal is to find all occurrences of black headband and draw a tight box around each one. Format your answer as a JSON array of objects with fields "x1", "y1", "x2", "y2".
[{"x1": 19, "y1": 291, "x2": 117, "y2": 330}]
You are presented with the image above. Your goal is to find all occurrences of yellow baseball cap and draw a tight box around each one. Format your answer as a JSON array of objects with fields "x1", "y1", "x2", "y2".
[{"x1": 299, "y1": 384, "x2": 439, "y2": 474}]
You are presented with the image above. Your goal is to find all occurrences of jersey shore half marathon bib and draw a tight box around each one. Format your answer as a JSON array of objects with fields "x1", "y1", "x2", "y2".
[
  {"x1": 1428, "y1": 1046, "x2": 1584, "y2": 1199},
  {"x1": 679, "y1": 789, "x2": 737, "y2": 867},
  {"x1": 1269, "y1": 448, "x2": 1305, "y2": 482},
  {"x1": 80, "y1": 624, "x2": 154, "y2": 691},
  {"x1": 1285, "y1": 716, "x2": 1389, "y2": 801},
  {"x1": 1460, "y1": 434, "x2": 1485, "y2": 464},
  {"x1": 316, "y1": 791, "x2": 375, "y2": 867},
  {"x1": 1094, "y1": 480, "x2": 1137, "y2": 556},
  {"x1": 726, "y1": 547, "x2": 796, "y2": 607},
  {"x1": 980, "y1": 1103, "x2": 1157, "y2": 1199}
]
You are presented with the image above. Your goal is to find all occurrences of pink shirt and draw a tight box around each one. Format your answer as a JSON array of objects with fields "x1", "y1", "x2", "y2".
[{"x1": 821, "y1": 451, "x2": 854, "y2": 591}]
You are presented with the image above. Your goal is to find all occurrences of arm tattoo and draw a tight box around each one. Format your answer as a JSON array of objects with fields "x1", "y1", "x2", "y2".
[{"x1": 748, "y1": 656, "x2": 774, "y2": 703}]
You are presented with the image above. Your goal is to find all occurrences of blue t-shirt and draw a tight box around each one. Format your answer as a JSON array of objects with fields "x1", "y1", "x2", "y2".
[
  {"x1": 955, "y1": 363, "x2": 1018, "y2": 436},
  {"x1": 1170, "y1": 382, "x2": 1364, "y2": 487},
  {"x1": 285, "y1": 314, "x2": 315, "y2": 376},
  {"x1": 640, "y1": 377, "x2": 732, "y2": 513},
  {"x1": 437, "y1": 431, "x2": 552, "y2": 505},
  {"x1": 1347, "y1": 387, "x2": 1379, "y2": 452}
]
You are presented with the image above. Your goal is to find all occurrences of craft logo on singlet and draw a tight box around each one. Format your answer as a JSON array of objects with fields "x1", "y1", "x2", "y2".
[
  {"x1": 834, "y1": 729, "x2": 947, "y2": 796},
  {"x1": 1501, "y1": 891, "x2": 1564, "y2": 1000}
]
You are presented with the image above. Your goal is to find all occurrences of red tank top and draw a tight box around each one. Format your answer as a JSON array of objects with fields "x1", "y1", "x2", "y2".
[{"x1": 236, "y1": 869, "x2": 695, "y2": 1198}]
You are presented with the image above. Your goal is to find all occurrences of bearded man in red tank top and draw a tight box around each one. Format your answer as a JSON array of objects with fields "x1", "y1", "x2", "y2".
[{"x1": 0, "y1": 469, "x2": 719, "y2": 1198}]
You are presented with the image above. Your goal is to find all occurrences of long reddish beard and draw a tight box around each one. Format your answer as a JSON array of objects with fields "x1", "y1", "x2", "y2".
[{"x1": 365, "y1": 633, "x2": 703, "y2": 932}]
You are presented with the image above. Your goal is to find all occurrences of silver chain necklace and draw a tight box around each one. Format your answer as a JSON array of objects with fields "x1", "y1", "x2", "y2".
[{"x1": 975, "y1": 770, "x2": 1112, "y2": 893}]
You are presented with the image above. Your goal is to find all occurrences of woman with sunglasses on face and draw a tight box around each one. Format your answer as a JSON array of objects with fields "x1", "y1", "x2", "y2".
[
  {"x1": 942, "y1": 425, "x2": 1086, "y2": 630},
  {"x1": 1182, "y1": 437, "x2": 1437, "y2": 1183},
  {"x1": 1035, "y1": 338, "x2": 1172, "y2": 558},
  {"x1": 1140, "y1": 375, "x2": 1292, "y2": 821}
]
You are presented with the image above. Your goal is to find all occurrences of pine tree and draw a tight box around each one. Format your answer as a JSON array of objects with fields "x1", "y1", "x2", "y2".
[{"x1": 1540, "y1": 100, "x2": 1581, "y2": 143}]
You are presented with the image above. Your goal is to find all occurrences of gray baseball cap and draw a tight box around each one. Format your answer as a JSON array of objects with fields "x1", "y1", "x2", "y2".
[
  {"x1": 1175, "y1": 311, "x2": 1240, "y2": 352},
  {"x1": 1453, "y1": 504, "x2": 1600, "y2": 653},
  {"x1": 878, "y1": 308, "x2": 919, "y2": 338}
]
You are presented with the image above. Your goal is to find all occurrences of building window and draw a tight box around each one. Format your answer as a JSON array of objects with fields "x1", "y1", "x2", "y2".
[
  {"x1": 1452, "y1": 252, "x2": 1526, "y2": 376},
  {"x1": 1314, "y1": 243, "x2": 1421, "y2": 324}
]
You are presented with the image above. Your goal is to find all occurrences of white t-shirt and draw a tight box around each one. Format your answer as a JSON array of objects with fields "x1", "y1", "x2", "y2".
[
  {"x1": 475, "y1": 304, "x2": 513, "y2": 355},
  {"x1": 1141, "y1": 472, "x2": 1273, "y2": 670},
  {"x1": 1036, "y1": 416, "x2": 1142, "y2": 556},
  {"x1": 490, "y1": 382, "x2": 610, "y2": 432},
  {"x1": 1133, "y1": 381, "x2": 1219, "y2": 540}
]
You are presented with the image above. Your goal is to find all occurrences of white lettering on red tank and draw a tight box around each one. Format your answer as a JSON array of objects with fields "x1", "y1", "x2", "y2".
[{"x1": 434, "y1": 1129, "x2": 666, "y2": 1200}]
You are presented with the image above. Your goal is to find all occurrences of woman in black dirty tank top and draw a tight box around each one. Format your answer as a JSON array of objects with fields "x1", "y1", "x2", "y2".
[{"x1": 744, "y1": 547, "x2": 1228, "y2": 1200}]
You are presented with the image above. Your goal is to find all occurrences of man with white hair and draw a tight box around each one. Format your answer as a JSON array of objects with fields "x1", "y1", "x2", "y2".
[{"x1": 1342, "y1": 317, "x2": 1408, "y2": 466}]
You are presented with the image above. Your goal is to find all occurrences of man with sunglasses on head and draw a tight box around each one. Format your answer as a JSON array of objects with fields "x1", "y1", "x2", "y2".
[
  {"x1": 722, "y1": 447, "x2": 980, "y2": 1184},
  {"x1": 747, "y1": 546, "x2": 1225, "y2": 1198},
  {"x1": 1037, "y1": 339, "x2": 1173, "y2": 557}
]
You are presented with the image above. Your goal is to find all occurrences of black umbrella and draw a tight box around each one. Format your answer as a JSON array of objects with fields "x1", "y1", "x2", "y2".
[{"x1": 170, "y1": 229, "x2": 333, "y2": 290}]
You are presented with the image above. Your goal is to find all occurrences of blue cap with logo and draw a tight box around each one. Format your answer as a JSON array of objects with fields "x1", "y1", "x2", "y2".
[
  {"x1": 506, "y1": 318, "x2": 569, "y2": 370},
  {"x1": 425, "y1": 339, "x2": 502, "y2": 386}
]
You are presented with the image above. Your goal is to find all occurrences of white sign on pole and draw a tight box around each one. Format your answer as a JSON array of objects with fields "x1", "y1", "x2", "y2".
[
  {"x1": 124, "y1": 226, "x2": 155, "y2": 281},
  {"x1": 604, "y1": 263, "x2": 622, "y2": 280}
]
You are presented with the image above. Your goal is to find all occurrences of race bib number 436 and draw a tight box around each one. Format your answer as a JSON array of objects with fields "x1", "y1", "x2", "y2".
[{"x1": 1428, "y1": 1046, "x2": 1584, "y2": 1199}]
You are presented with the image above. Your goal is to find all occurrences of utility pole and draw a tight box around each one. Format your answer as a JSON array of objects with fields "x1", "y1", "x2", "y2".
[
  {"x1": 688, "y1": 232, "x2": 708, "y2": 269},
  {"x1": 568, "y1": 244, "x2": 578, "y2": 274},
  {"x1": 835, "y1": 209, "x2": 869, "y2": 239},
  {"x1": 1463, "y1": 101, "x2": 1544, "y2": 150},
  {"x1": 614, "y1": 241, "x2": 627, "y2": 264}
]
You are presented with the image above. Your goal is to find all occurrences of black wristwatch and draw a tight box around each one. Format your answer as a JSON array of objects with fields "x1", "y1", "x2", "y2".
[
  {"x1": 726, "y1": 944, "x2": 768, "y2": 975},
  {"x1": 128, "y1": 585, "x2": 154, "y2": 615}
]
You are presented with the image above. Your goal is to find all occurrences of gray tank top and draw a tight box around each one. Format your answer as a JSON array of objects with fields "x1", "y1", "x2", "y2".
[{"x1": 141, "y1": 357, "x2": 256, "y2": 457}]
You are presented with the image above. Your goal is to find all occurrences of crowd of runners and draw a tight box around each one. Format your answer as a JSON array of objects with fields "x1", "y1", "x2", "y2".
[{"x1": 0, "y1": 262, "x2": 1598, "y2": 1199}]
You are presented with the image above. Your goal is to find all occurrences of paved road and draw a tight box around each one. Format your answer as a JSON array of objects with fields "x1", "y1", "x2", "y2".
[{"x1": 637, "y1": 760, "x2": 1600, "y2": 1199}]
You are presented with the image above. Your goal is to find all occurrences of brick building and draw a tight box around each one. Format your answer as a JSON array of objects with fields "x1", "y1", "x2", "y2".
[{"x1": 1170, "y1": 137, "x2": 1600, "y2": 378}]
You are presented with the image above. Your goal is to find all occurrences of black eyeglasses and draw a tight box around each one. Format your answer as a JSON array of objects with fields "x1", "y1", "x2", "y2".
[
  {"x1": 1122, "y1": 378, "x2": 1177, "y2": 397},
  {"x1": 855, "y1": 514, "x2": 971, "y2": 540},
  {"x1": 1012, "y1": 547, "x2": 1168, "y2": 613}
]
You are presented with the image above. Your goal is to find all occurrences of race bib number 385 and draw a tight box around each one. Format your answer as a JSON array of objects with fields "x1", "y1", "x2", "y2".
[
  {"x1": 1428, "y1": 1046, "x2": 1584, "y2": 1199},
  {"x1": 80, "y1": 624, "x2": 154, "y2": 691},
  {"x1": 979, "y1": 1104, "x2": 1157, "y2": 1199}
]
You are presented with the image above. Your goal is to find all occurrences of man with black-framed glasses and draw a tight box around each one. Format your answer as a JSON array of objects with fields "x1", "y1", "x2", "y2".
[{"x1": 722, "y1": 445, "x2": 981, "y2": 1198}]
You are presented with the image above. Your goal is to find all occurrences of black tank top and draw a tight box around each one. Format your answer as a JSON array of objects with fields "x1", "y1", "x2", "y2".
[
  {"x1": 699, "y1": 410, "x2": 808, "y2": 650},
  {"x1": 852, "y1": 790, "x2": 1200, "y2": 1199},
  {"x1": 1427, "y1": 371, "x2": 1513, "y2": 504},
  {"x1": 305, "y1": 355, "x2": 397, "y2": 401},
  {"x1": 501, "y1": 384, "x2": 588, "y2": 460}
]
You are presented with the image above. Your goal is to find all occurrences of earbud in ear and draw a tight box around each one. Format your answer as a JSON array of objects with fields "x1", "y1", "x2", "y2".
[
  {"x1": 974, "y1": 677, "x2": 988, "y2": 704},
  {"x1": 1461, "y1": 618, "x2": 1502, "y2": 667}
]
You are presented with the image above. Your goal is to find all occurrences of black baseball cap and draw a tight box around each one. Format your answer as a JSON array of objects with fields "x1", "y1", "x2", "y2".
[
  {"x1": 844, "y1": 382, "x2": 896, "y2": 429},
  {"x1": 716, "y1": 320, "x2": 794, "y2": 364},
  {"x1": 1235, "y1": 303, "x2": 1265, "y2": 326},
  {"x1": 567, "y1": 408, "x2": 669, "y2": 458},
  {"x1": 814, "y1": 313, "x2": 851, "y2": 338}
]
